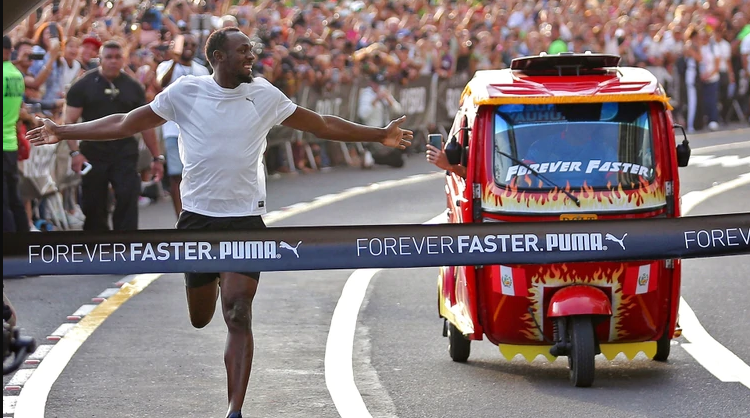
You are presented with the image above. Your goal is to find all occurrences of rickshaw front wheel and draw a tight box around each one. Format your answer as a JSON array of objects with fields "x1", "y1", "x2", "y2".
[
  {"x1": 568, "y1": 316, "x2": 596, "y2": 387},
  {"x1": 447, "y1": 322, "x2": 471, "y2": 362}
]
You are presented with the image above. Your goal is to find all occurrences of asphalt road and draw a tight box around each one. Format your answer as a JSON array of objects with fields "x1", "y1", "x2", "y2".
[{"x1": 4, "y1": 128, "x2": 749, "y2": 418}]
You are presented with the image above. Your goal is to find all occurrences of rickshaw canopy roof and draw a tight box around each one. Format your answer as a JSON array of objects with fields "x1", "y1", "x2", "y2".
[{"x1": 462, "y1": 53, "x2": 671, "y2": 109}]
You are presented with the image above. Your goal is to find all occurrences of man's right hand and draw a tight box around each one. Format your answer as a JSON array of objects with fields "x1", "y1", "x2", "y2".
[
  {"x1": 27, "y1": 118, "x2": 62, "y2": 146},
  {"x1": 71, "y1": 153, "x2": 88, "y2": 174}
]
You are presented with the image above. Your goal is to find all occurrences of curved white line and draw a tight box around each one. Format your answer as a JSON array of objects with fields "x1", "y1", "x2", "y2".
[
  {"x1": 680, "y1": 173, "x2": 750, "y2": 390},
  {"x1": 691, "y1": 140, "x2": 750, "y2": 154},
  {"x1": 326, "y1": 212, "x2": 447, "y2": 417},
  {"x1": 325, "y1": 268, "x2": 382, "y2": 417},
  {"x1": 681, "y1": 173, "x2": 750, "y2": 214},
  {"x1": 264, "y1": 173, "x2": 443, "y2": 225}
]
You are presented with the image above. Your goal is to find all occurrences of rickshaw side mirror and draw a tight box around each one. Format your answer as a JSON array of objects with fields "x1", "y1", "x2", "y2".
[
  {"x1": 444, "y1": 135, "x2": 463, "y2": 166},
  {"x1": 673, "y1": 124, "x2": 691, "y2": 167}
]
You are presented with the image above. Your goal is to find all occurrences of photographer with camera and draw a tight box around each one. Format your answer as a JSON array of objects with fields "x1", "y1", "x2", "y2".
[
  {"x1": 28, "y1": 22, "x2": 67, "y2": 111},
  {"x1": 13, "y1": 38, "x2": 65, "y2": 114},
  {"x1": 357, "y1": 72, "x2": 405, "y2": 168}
]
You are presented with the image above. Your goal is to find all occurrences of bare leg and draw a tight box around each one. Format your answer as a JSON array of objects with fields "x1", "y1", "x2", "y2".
[
  {"x1": 169, "y1": 175, "x2": 182, "y2": 217},
  {"x1": 219, "y1": 272, "x2": 259, "y2": 416},
  {"x1": 185, "y1": 278, "x2": 219, "y2": 328}
]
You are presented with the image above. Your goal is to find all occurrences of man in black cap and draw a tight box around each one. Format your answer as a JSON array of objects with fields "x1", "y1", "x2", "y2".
[{"x1": 3, "y1": 35, "x2": 30, "y2": 233}]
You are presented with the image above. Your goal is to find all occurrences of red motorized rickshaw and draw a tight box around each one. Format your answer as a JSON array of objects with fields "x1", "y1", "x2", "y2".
[{"x1": 436, "y1": 53, "x2": 692, "y2": 387}]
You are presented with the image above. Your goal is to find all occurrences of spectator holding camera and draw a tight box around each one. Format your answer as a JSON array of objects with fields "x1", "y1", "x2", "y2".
[
  {"x1": 357, "y1": 72, "x2": 405, "y2": 168},
  {"x1": 13, "y1": 39, "x2": 65, "y2": 114},
  {"x1": 156, "y1": 33, "x2": 209, "y2": 216},
  {"x1": 64, "y1": 40, "x2": 163, "y2": 231}
]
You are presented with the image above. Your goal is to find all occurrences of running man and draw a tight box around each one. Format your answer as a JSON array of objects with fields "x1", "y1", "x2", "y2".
[{"x1": 27, "y1": 27, "x2": 411, "y2": 418}]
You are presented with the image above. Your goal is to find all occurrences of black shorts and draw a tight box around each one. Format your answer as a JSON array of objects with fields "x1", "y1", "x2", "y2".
[{"x1": 176, "y1": 210, "x2": 266, "y2": 288}]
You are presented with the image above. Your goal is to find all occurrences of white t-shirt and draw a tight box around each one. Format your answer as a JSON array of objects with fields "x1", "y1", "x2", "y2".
[
  {"x1": 155, "y1": 60, "x2": 210, "y2": 138},
  {"x1": 741, "y1": 35, "x2": 750, "y2": 70},
  {"x1": 712, "y1": 38, "x2": 731, "y2": 73},
  {"x1": 149, "y1": 75, "x2": 297, "y2": 217},
  {"x1": 700, "y1": 44, "x2": 720, "y2": 84},
  {"x1": 60, "y1": 58, "x2": 81, "y2": 89}
]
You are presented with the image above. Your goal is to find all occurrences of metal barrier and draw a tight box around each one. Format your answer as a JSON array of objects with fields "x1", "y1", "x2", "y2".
[{"x1": 3, "y1": 213, "x2": 748, "y2": 277}]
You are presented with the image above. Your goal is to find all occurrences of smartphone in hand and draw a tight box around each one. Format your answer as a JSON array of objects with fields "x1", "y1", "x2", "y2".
[
  {"x1": 428, "y1": 134, "x2": 443, "y2": 150},
  {"x1": 173, "y1": 34, "x2": 185, "y2": 56},
  {"x1": 81, "y1": 162, "x2": 93, "y2": 175},
  {"x1": 48, "y1": 24, "x2": 59, "y2": 39}
]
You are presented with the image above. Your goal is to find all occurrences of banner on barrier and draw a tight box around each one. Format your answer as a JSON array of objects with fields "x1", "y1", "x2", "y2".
[{"x1": 3, "y1": 213, "x2": 748, "y2": 277}]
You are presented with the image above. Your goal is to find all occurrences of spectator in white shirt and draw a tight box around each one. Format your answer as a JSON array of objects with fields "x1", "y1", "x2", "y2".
[
  {"x1": 711, "y1": 26, "x2": 734, "y2": 123},
  {"x1": 740, "y1": 32, "x2": 750, "y2": 122},
  {"x1": 700, "y1": 30, "x2": 721, "y2": 130},
  {"x1": 156, "y1": 33, "x2": 210, "y2": 216}
]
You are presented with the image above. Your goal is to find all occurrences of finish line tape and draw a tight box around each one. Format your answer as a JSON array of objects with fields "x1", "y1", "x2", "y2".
[{"x1": 3, "y1": 213, "x2": 748, "y2": 277}]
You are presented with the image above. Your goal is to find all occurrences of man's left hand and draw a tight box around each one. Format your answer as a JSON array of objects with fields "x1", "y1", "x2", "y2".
[
  {"x1": 151, "y1": 161, "x2": 164, "y2": 182},
  {"x1": 381, "y1": 115, "x2": 413, "y2": 149}
]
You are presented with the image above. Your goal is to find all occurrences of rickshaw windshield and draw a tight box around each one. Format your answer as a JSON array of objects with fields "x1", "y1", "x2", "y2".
[{"x1": 493, "y1": 102, "x2": 655, "y2": 190}]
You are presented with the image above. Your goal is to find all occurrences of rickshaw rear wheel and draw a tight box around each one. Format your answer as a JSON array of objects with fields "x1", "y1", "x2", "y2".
[
  {"x1": 447, "y1": 322, "x2": 471, "y2": 362},
  {"x1": 653, "y1": 322, "x2": 672, "y2": 362},
  {"x1": 568, "y1": 316, "x2": 596, "y2": 387}
]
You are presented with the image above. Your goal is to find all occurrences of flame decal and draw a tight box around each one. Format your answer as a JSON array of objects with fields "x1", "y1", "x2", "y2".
[
  {"x1": 483, "y1": 166, "x2": 665, "y2": 213},
  {"x1": 523, "y1": 264, "x2": 639, "y2": 342}
]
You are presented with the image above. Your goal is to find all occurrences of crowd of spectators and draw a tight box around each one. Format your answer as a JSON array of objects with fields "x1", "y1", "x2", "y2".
[{"x1": 4, "y1": 0, "x2": 750, "y2": 231}]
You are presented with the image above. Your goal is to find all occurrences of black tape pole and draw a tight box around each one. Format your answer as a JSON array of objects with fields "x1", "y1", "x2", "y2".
[{"x1": 3, "y1": 213, "x2": 749, "y2": 277}]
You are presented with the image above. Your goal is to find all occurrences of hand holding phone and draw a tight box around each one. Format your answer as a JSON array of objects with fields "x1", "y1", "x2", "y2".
[
  {"x1": 48, "y1": 24, "x2": 59, "y2": 39},
  {"x1": 172, "y1": 34, "x2": 185, "y2": 56},
  {"x1": 81, "y1": 162, "x2": 93, "y2": 175},
  {"x1": 48, "y1": 37, "x2": 61, "y2": 53},
  {"x1": 428, "y1": 134, "x2": 443, "y2": 150}
]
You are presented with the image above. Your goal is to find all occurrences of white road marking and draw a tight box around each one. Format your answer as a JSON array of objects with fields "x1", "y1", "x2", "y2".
[
  {"x1": 264, "y1": 173, "x2": 443, "y2": 225},
  {"x1": 687, "y1": 155, "x2": 750, "y2": 168},
  {"x1": 68, "y1": 304, "x2": 98, "y2": 320},
  {"x1": 6, "y1": 369, "x2": 35, "y2": 388},
  {"x1": 3, "y1": 396, "x2": 18, "y2": 415},
  {"x1": 680, "y1": 172, "x2": 750, "y2": 390},
  {"x1": 13, "y1": 274, "x2": 161, "y2": 418},
  {"x1": 692, "y1": 142, "x2": 750, "y2": 154},
  {"x1": 26, "y1": 344, "x2": 54, "y2": 362},
  {"x1": 95, "y1": 287, "x2": 121, "y2": 299},
  {"x1": 679, "y1": 300, "x2": 750, "y2": 389},
  {"x1": 326, "y1": 212, "x2": 447, "y2": 418},
  {"x1": 325, "y1": 268, "x2": 382, "y2": 418},
  {"x1": 47, "y1": 323, "x2": 76, "y2": 339},
  {"x1": 681, "y1": 173, "x2": 750, "y2": 214}
]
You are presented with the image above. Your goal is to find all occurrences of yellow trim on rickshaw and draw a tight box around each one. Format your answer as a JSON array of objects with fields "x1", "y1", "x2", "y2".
[
  {"x1": 473, "y1": 93, "x2": 673, "y2": 110},
  {"x1": 498, "y1": 341, "x2": 658, "y2": 362}
]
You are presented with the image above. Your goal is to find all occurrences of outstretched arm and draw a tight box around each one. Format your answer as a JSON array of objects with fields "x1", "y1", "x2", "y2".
[
  {"x1": 281, "y1": 106, "x2": 413, "y2": 149},
  {"x1": 27, "y1": 105, "x2": 167, "y2": 146}
]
